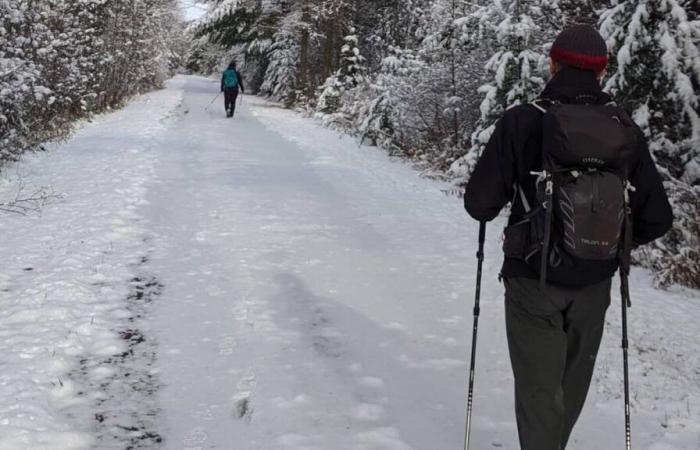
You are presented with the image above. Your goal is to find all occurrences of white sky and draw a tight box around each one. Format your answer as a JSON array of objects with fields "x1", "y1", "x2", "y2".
[{"x1": 179, "y1": 0, "x2": 207, "y2": 21}]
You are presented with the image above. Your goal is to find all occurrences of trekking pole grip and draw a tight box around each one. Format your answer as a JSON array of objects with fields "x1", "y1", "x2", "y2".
[{"x1": 476, "y1": 221, "x2": 486, "y2": 260}]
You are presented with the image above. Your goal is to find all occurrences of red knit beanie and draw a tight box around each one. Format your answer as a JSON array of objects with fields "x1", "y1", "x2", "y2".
[{"x1": 550, "y1": 24, "x2": 609, "y2": 72}]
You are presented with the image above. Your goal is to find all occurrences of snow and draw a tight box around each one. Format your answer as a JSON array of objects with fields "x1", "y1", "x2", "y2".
[
  {"x1": 0, "y1": 81, "x2": 182, "y2": 448},
  {"x1": 0, "y1": 75, "x2": 698, "y2": 449}
]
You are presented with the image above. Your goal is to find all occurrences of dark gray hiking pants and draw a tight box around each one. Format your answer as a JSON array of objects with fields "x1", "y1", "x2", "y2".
[
  {"x1": 224, "y1": 87, "x2": 239, "y2": 117},
  {"x1": 504, "y1": 276, "x2": 612, "y2": 450}
]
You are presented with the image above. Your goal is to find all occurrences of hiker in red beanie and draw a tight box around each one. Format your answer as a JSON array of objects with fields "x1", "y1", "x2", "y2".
[{"x1": 464, "y1": 24, "x2": 672, "y2": 449}]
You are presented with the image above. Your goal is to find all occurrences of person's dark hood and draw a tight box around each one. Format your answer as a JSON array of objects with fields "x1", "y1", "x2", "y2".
[{"x1": 541, "y1": 66, "x2": 611, "y2": 105}]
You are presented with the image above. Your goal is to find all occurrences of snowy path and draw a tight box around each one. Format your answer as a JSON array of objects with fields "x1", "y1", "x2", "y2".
[{"x1": 0, "y1": 75, "x2": 698, "y2": 450}]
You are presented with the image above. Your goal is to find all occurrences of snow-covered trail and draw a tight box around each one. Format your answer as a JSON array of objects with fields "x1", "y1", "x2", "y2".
[
  {"x1": 0, "y1": 75, "x2": 698, "y2": 450},
  {"x1": 146, "y1": 76, "x2": 491, "y2": 450}
]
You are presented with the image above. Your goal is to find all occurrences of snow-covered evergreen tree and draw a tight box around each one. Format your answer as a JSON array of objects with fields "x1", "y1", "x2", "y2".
[
  {"x1": 550, "y1": 0, "x2": 608, "y2": 25},
  {"x1": 447, "y1": 0, "x2": 552, "y2": 180},
  {"x1": 414, "y1": 0, "x2": 491, "y2": 168},
  {"x1": 185, "y1": 36, "x2": 228, "y2": 74},
  {"x1": 352, "y1": 48, "x2": 424, "y2": 151},
  {"x1": 317, "y1": 27, "x2": 366, "y2": 114},
  {"x1": 601, "y1": 0, "x2": 700, "y2": 287},
  {"x1": 602, "y1": 0, "x2": 700, "y2": 184},
  {"x1": 260, "y1": 12, "x2": 301, "y2": 106},
  {"x1": 338, "y1": 28, "x2": 366, "y2": 88},
  {"x1": 472, "y1": 1, "x2": 550, "y2": 152},
  {"x1": 195, "y1": 0, "x2": 280, "y2": 92}
]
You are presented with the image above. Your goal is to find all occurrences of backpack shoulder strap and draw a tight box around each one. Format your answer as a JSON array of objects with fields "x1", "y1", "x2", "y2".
[
  {"x1": 531, "y1": 100, "x2": 548, "y2": 114},
  {"x1": 531, "y1": 98, "x2": 558, "y2": 114}
]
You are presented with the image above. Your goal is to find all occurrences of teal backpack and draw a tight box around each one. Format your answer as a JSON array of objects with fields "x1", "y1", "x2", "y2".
[{"x1": 223, "y1": 69, "x2": 238, "y2": 88}]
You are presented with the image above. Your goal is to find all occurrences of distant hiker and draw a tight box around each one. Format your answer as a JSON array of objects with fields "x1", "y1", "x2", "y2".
[
  {"x1": 463, "y1": 25, "x2": 672, "y2": 450},
  {"x1": 221, "y1": 61, "x2": 245, "y2": 118}
]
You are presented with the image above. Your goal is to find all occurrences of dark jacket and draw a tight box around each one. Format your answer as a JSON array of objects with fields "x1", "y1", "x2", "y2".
[
  {"x1": 464, "y1": 67, "x2": 673, "y2": 286},
  {"x1": 221, "y1": 68, "x2": 245, "y2": 93}
]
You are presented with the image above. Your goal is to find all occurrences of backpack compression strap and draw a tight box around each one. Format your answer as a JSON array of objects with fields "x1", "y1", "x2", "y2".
[
  {"x1": 512, "y1": 98, "x2": 551, "y2": 213},
  {"x1": 529, "y1": 98, "x2": 556, "y2": 288}
]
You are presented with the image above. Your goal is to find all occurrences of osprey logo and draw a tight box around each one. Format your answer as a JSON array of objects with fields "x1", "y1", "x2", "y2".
[{"x1": 581, "y1": 157, "x2": 605, "y2": 166}]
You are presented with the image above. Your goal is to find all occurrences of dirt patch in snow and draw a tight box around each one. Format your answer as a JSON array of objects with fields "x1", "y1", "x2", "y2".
[{"x1": 70, "y1": 256, "x2": 164, "y2": 448}]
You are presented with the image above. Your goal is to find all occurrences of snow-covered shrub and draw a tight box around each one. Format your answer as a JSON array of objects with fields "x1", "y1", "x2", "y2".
[
  {"x1": 0, "y1": 0, "x2": 182, "y2": 166},
  {"x1": 317, "y1": 75, "x2": 343, "y2": 114},
  {"x1": 634, "y1": 182, "x2": 700, "y2": 288},
  {"x1": 322, "y1": 0, "x2": 490, "y2": 172}
]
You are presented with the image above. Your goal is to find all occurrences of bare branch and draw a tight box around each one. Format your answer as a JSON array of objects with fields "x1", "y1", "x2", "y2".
[{"x1": 0, "y1": 180, "x2": 61, "y2": 216}]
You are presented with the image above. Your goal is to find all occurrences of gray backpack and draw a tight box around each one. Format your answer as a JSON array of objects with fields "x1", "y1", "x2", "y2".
[{"x1": 519, "y1": 100, "x2": 638, "y2": 287}]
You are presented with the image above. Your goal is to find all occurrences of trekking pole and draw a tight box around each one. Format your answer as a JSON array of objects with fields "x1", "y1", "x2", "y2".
[
  {"x1": 205, "y1": 92, "x2": 222, "y2": 111},
  {"x1": 621, "y1": 271, "x2": 632, "y2": 450},
  {"x1": 620, "y1": 190, "x2": 634, "y2": 450},
  {"x1": 464, "y1": 221, "x2": 486, "y2": 450}
]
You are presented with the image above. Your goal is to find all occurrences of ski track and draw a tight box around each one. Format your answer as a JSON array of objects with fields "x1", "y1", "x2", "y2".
[{"x1": 0, "y1": 75, "x2": 697, "y2": 450}]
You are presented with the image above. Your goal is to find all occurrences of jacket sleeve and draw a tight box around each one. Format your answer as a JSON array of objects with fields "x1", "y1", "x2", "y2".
[
  {"x1": 464, "y1": 116, "x2": 516, "y2": 222},
  {"x1": 628, "y1": 131, "x2": 674, "y2": 245},
  {"x1": 237, "y1": 70, "x2": 245, "y2": 93}
]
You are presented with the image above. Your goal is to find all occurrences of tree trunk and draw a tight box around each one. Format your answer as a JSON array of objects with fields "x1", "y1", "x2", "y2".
[
  {"x1": 298, "y1": 0, "x2": 313, "y2": 100},
  {"x1": 320, "y1": 15, "x2": 336, "y2": 81}
]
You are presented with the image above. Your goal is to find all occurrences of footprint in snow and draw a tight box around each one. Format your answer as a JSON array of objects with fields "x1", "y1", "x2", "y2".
[
  {"x1": 233, "y1": 370, "x2": 257, "y2": 421},
  {"x1": 218, "y1": 336, "x2": 236, "y2": 356}
]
